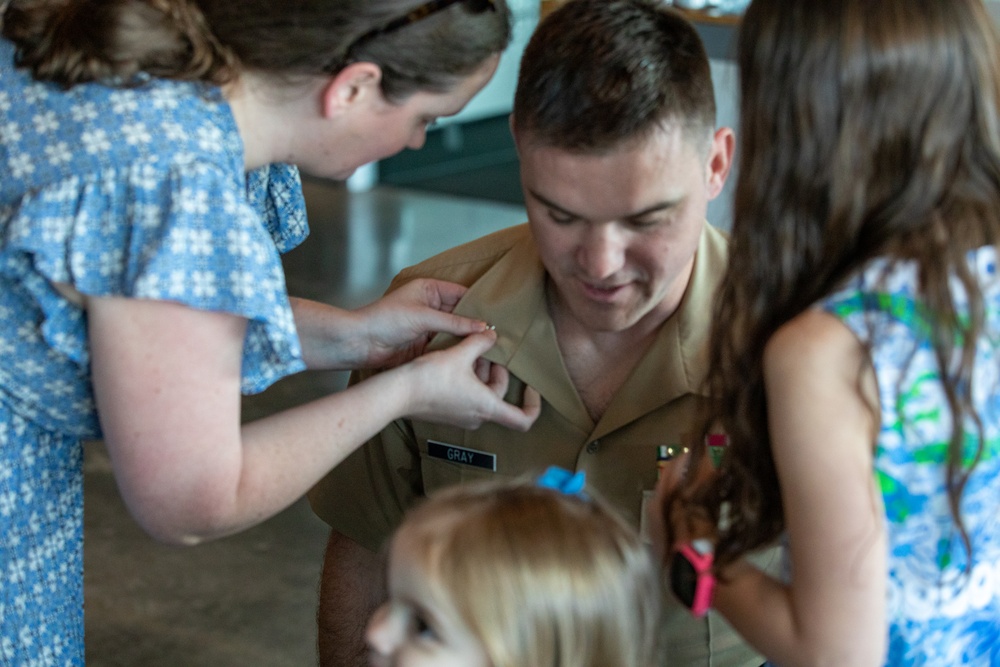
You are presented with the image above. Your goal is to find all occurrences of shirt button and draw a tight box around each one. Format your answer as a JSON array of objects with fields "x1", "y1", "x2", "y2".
[{"x1": 586, "y1": 440, "x2": 600, "y2": 454}]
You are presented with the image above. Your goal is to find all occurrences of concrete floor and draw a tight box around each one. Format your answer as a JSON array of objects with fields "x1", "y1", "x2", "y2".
[{"x1": 83, "y1": 178, "x2": 527, "y2": 666}]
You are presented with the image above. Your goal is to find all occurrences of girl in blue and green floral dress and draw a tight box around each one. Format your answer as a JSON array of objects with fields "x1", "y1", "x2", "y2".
[
  {"x1": 659, "y1": 0, "x2": 1000, "y2": 664},
  {"x1": 0, "y1": 1, "x2": 539, "y2": 663}
]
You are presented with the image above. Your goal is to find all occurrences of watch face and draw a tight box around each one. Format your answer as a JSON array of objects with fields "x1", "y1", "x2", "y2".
[{"x1": 669, "y1": 552, "x2": 698, "y2": 609}]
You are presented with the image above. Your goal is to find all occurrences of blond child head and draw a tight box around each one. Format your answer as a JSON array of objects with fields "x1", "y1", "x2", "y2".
[{"x1": 366, "y1": 474, "x2": 662, "y2": 667}]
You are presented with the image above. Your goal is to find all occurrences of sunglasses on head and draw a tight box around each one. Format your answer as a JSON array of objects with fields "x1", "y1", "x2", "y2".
[{"x1": 327, "y1": 0, "x2": 497, "y2": 73}]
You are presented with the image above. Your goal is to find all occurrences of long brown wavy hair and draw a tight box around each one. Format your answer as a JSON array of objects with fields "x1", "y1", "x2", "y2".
[
  {"x1": 669, "y1": 0, "x2": 1000, "y2": 572},
  {"x1": 1, "y1": 0, "x2": 510, "y2": 99}
]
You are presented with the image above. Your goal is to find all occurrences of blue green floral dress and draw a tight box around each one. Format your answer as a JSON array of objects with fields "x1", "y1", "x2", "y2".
[
  {"x1": 0, "y1": 37, "x2": 308, "y2": 664},
  {"x1": 822, "y1": 250, "x2": 1000, "y2": 665}
]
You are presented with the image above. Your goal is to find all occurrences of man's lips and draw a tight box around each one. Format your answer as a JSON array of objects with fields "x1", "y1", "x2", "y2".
[{"x1": 580, "y1": 280, "x2": 629, "y2": 301}]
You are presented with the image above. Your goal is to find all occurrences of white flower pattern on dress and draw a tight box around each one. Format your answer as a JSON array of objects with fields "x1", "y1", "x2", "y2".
[
  {"x1": 0, "y1": 36, "x2": 308, "y2": 664},
  {"x1": 822, "y1": 250, "x2": 1000, "y2": 665}
]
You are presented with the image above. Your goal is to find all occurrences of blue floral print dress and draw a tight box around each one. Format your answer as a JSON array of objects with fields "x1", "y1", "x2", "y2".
[
  {"x1": 0, "y1": 38, "x2": 308, "y2": 664},
  {"x1": 821, "y1": 249, "x2": 1000, "y2": 666}
]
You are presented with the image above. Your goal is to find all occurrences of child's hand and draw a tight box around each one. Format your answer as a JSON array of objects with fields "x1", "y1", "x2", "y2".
[{"x1": 648, "y1": 448, "x2": 719, "y2": 561}]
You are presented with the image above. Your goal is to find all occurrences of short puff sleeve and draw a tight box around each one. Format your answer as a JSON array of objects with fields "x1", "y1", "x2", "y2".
[{"x1": 1, "y1": 159, "x2": 308, "y2": 401}]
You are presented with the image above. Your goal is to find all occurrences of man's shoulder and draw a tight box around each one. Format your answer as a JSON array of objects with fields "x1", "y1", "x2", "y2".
[
  {"x1": 686, "y1": 222, "x2": 730, "y2": 296},
  {"x1": 702, "y1": 222, "x2": 730, "y2": 261},
  {"x1": 388, "y1": 223, "x2": 532, "y2": 291}
]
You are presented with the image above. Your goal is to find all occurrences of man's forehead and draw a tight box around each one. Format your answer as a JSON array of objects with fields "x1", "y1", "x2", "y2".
[
  {"x1": 516, "y1": 116, "x2": 708, "y2": 158},
  {"x1": 521, "y1": 137, "x2": 707, "y2": 219}
]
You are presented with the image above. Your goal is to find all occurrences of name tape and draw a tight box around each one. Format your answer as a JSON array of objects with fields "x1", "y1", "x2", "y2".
[{"x1": 427, "y1": 440, "x2": 497, "y2": 472}]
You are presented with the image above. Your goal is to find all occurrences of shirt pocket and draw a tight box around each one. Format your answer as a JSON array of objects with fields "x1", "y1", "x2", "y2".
[{"x1": 418, "y1": 439, "x2": 504, "y2": 496}]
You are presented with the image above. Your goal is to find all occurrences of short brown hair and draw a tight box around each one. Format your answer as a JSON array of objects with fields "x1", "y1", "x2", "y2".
[{"x1": 512, "y1": 0, "x2": 715, "y2": 153}]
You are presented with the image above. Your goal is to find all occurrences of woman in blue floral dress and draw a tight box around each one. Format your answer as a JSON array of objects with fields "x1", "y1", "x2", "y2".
[
  {"x1": 0, "y1": 0, "x2": 540, "y2": 663},
  {"x1": 656, "y1": 0, "x2": 1000, "y2": 664}
]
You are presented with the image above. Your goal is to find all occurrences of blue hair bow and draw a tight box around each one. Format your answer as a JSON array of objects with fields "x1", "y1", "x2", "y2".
[{"x1": 536, "y1": 466, "x2": 587, "y2": 498}]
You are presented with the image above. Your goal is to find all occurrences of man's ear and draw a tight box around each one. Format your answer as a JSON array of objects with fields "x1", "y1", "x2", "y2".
[
  {"x1": 705, "y1": 127, "x2": 735, "y2": 200},
  {"x1": 320, "y1": 62, "x2": 383, "y2": 118}
]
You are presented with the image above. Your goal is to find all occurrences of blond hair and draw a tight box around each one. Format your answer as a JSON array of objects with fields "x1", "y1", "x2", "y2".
[{"x1": 395, "y1": 478, "x2": 662, "y2": 667}]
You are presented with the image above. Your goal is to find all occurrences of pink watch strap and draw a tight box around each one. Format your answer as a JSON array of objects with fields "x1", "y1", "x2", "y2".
[{"x1": 676, "y1": 539, "x2": 715, "y2": 617}]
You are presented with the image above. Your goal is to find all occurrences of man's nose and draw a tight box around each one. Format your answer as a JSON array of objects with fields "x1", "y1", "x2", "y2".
[{"x1": 578, "y1": 225, "x2": 626, "y2": 280}]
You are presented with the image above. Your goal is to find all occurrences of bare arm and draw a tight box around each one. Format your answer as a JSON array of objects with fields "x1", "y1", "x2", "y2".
[
  {"x1": 712, "y1": 310, "x2": 886, "y2": 666},
  {"x1": 88, "y1": 296, "x2": 540, "y2": 544},
  {"x1": 317, "y1": 531, "x2": 386, "y2": 667}
]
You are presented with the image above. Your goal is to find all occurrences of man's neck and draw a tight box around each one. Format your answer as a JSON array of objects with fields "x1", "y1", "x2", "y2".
[{"x1": 549, "y1": 296, "x2": 671, "y2": 424}]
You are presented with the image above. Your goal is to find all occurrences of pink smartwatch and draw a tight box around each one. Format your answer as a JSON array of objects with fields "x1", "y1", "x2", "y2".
[{"x1": 669, "y1": 538, "x2": 715, "y2": 617}]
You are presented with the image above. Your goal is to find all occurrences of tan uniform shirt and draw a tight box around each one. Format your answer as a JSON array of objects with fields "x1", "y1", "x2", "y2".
[{"x1": 309, "y1": 222, "x2": 767, "y2": 667}]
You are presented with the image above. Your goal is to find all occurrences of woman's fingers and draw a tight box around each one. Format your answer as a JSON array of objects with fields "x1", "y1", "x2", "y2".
[
  {"x1": 485, "y1": 360, "x2": 511, "y2": 397},
  {"x1": 474, "y1": 356, "x2": 492, "y2": 383},
  {"x1": 410, "y1": 331, "x2": 540, "y2": 432}
]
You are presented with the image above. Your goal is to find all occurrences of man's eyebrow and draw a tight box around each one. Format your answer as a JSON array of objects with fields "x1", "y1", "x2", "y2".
[
  {"x1": 528, "y1": 188, "x2": 680, "y2": 220},
  {"x1": 623, "y1": 200, "x2": 679, "y2": 219},
  {"x1": 527, "y1": 189, "x2": 579, "y2": 218}
]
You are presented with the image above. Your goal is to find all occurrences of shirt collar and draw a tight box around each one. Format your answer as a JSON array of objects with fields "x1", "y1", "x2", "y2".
[{"x1": 435, "y1": 223, "x2": 724, "y2": 435}]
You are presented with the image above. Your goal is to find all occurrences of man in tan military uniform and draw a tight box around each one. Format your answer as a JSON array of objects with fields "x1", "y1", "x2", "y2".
[
  {"x1": 310, "y1": 2, "x2": 766, "y2": 666},
  {"x1": 311, "y1": 221, "x2": 726, "y2": 541}
]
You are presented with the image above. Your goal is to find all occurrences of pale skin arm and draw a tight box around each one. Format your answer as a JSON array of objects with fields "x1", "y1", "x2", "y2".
[
  {"x1": 709, "y1": 309, "x2": 887, "y2": 666},
  {"x1": 87, "y1": 296, "x2": 540, "y2": 545},
  {"x1": 291, "y1": 278, "x2": 488, "y2": 371},
  {"x1": 317, "y1": 531, "x2": 385, "y2": 667}
]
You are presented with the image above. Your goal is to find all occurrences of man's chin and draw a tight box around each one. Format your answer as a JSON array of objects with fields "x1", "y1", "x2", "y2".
[{"x1": 573, "y1": 309, "x2": 641, "y2": 333}]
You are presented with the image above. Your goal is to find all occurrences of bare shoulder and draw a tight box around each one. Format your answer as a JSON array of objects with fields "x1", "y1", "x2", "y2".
[
  {"x1": 764, "y1": 308, "x2": 864, "y2": 382},
  {"x1": 763, "y1": 308, "x2": 878, "y2": 446}
]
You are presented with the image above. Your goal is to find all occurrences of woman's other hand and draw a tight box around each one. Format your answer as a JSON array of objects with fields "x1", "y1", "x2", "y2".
[
  {"x1": 352, "y1": 278, "x2": 489, "y2": 369},
  {"x1": 292, "y1": 279, "x2": 489, "y2": 371}
]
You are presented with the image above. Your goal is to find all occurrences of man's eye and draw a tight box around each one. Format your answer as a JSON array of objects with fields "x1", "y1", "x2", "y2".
[
  {"x1": 632, "y1": 215, "x2": 670, "y2": 229},
  {"x1": 548, "y1": 209, "x2": 574, "y2": 224}
]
